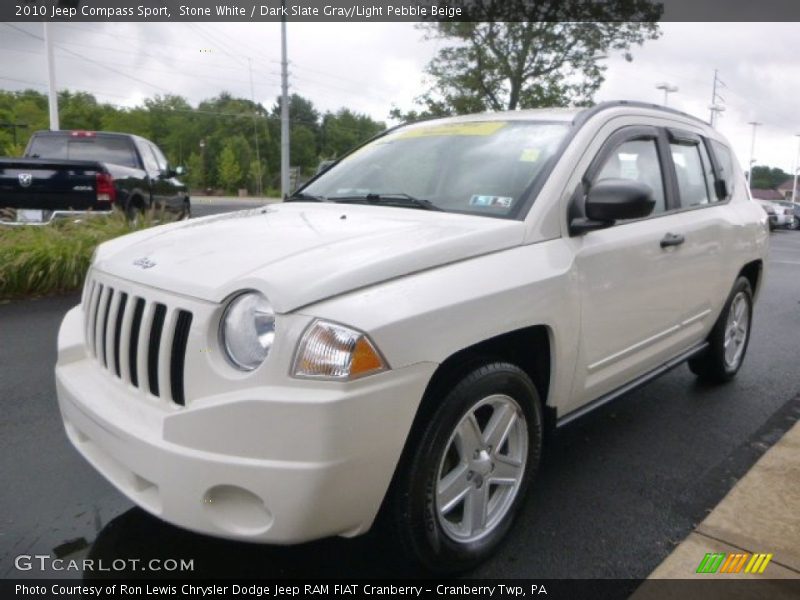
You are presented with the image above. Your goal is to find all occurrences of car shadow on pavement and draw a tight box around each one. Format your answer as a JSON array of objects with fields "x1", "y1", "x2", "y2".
[{"x1": 84, "y1": 507, "x2": 429, "y2": 579}]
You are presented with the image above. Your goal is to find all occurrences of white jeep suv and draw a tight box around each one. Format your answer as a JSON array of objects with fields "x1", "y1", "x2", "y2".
[{"x1": 55, "y1": 101, "x2": 768, "y2": 572}]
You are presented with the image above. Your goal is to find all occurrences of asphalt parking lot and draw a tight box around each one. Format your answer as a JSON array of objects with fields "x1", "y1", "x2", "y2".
[{"x1": 1, "y1": 202, "x2": 799, "y2": 580}]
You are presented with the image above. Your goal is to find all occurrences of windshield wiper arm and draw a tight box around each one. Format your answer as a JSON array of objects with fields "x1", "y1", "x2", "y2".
[
  {"x1": 328, "y1": 192, "x2": 443, "y2": 211},
  {"x1": 285, "y1": 192, "x2": 330, "y2": 203}
]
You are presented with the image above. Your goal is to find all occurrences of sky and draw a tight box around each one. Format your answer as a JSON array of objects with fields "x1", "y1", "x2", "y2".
[{"x1": 0, "y1": 21, "x2": 798, "y2": 174}]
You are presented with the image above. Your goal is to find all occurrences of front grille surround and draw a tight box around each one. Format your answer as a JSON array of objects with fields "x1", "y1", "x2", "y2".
[{"x1": 82, "y1": 272, "x2": 195, "y2": 407}]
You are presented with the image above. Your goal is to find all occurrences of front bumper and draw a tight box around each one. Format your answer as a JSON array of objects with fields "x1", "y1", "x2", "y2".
[{"x1": 56, "y1": 305, "x2": 436, "y2": 543}]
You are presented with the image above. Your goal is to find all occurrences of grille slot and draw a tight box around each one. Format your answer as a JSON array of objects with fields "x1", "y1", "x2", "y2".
[
  {"x1": 112, "y1": 293, "x2": 128, "y2": 377},
  {"x1": 82, "y1": 277, "x2": 193, "y2": 407},
  {"x1": 170, "y1": 311, "x2": 193, "y2": 406},
  {"x1": 128, "y1": 297, "x2": 146, "y2": 387},
  {"x1": 147, "y1": 303, "x2": 167, "y2": 397},
  {"x1": 100, "y1": 288, "x2": 114, "y2": 368},
  {"x1": 90, "y1": 284, "x2": 104, "y2": 357}
]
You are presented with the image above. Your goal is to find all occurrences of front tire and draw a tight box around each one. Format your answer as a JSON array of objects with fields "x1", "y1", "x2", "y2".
[
  {"x1": 689, "y1": 276, "x2": 753, "y2": 383},
  {"x1": 179, "y1": 197, "x2": 191, "y2": 220},
  {"x1": 390, "y1": 362, "x2": 542, "y2": 573}
]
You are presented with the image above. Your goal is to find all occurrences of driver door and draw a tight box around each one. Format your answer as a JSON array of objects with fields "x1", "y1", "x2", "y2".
[{"x1": 567, "y1": 126, "x2": 694, "y2": 413}]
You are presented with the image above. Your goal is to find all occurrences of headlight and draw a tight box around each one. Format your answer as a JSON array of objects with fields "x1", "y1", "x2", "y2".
[
  {"x1": 292, "y1": 320, "x2": 387, "y2": 380},
  {"x1": 220, "y1": 291, "x2": 276, "y2": 371}
]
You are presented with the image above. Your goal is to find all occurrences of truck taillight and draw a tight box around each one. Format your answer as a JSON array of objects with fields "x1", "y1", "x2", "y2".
[
  {"x1": 71, "y1": 130, "x2": 96, "y2": 137},
  {"x1": 96, "y1": 173, "x2": 116, "y2": 204}
]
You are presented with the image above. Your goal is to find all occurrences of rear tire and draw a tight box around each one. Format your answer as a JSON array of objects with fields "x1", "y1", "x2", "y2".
[
  {"x1": 125, "y1": 198, "x2": 145, "y2": 224},
  {"x1": 688, "y1": 276, "x2": 753, "y2": 383},
  {"x1": 389, "y1": 362, "x2": 542, "y2": 573}
]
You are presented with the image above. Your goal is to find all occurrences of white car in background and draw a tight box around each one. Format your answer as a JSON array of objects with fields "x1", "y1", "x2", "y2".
[
  {"x1": 56, "y1": 102, "x2": 768, "y2": 572},
  {"x1": 755, "y1": 198, "x2": 791, "y2": 230}
]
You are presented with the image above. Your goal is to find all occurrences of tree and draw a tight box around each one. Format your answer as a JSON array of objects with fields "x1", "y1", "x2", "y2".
[
  {"x1": 750, "y1": 165, "x2": 791, "y2": 190},
  {"x1": 218, "y1": 142, "x2": 243, "y2": 193},
  {"x1": 399, "y1": 1, "x2": 661, "y2": 118},
  {"x1": 320, "y1": 109, "x2": 385, "y2": 159}
]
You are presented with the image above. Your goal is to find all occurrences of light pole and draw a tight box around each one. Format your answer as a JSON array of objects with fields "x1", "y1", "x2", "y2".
[
  {"x1": 790, "y1": 133, "x2": 800, "y2": 204},
  {"x1": 280, "y1": 0, "x2": 290, "y2": 199},
  {"x1": 43, "y1": 23, "x2": 59, "y2": 130},
  {"x1": 747, "y1": 121, "x2": 762, "y2": 187},
  {"x1": 656, "y1": 83, "x2": 678, "y2": 107}
]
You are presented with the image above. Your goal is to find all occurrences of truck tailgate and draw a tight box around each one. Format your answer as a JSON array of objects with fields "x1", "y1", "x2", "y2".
[{"x1": 0, "y1": 158, "x2": 106, "y2": 214}]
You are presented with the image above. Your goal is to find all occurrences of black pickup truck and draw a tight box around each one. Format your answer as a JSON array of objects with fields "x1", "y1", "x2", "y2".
[{"x1": 0, "y1": 130, "x2": 190, "y2": 225}]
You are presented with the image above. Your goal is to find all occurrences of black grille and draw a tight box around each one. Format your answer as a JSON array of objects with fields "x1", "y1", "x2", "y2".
[{"x1": 83, "y1": 278, "x2": 193, "y2": 406}]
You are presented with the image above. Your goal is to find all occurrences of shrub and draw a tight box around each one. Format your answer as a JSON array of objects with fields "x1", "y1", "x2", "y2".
[{"x1": 0, "y1": 209, "x2": 166, "y2": 300}]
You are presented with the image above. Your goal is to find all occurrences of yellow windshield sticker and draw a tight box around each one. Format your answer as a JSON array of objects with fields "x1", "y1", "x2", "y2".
[
  {"x1": 398, "y1": 121, "x2": 507, "y2": 139},
  {"x1": 519, "y1": 148, "x2": 541, "y2": 162}
]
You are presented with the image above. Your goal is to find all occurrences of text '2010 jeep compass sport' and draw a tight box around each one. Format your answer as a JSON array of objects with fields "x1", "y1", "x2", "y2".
[{"x1": 56, "y1": 102, "x2": 768, "y2": 572}]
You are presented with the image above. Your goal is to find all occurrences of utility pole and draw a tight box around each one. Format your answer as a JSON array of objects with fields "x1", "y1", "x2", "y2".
[
  {"x1": 709, "y1": 69, "x2": 726, "y2": 127},
  {"x1": 655, "y1": 82, "x2": 678, "y2": 107},
  {"x1": 747, "y1": 121, "x2": 761, "y2": 187},
  {"x1": 280, "y1": 0, "x2": 290, "y2": 199},
  {"x1": 43, "y1": 23, "x2": 59, "y2": 131},
  {"x1": 248, "y1": 58, "x2": 263, "y2": 197},
  {"x1": 792, "y1": 134, "x2": 800, "y2": 204}
]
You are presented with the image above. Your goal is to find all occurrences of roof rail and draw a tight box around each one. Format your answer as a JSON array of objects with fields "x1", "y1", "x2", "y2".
[{"x1": 573, "y1": 100, "x2": 710, "y2": 128}]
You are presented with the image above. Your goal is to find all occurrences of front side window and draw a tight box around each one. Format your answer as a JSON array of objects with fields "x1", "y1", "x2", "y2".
[
  {"x1": 136, "y1": 139, "x2": 159, "y2": 173},
  {"x1": 671, "y1": 142, "x2": 711, "y2": 207},
  {"x1": 595, "y1": 138, "x2": 666, "y2": 214},
  {"x1": 301, "y1": 120, "x2": 571, "y2": 218}
]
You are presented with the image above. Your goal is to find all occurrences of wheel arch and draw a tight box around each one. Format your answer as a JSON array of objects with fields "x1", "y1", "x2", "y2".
[
  {"x1": 412, "y1": 324, "x2": 554, "y2": 440},
  {"x1": 738, "y1": 259, "x2": 763, "y2": 300}
]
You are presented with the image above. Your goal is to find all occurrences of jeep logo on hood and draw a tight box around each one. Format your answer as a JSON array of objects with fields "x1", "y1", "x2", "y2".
[{"x1": 132, "y1": 257, "x2": 157, "y2": 269}]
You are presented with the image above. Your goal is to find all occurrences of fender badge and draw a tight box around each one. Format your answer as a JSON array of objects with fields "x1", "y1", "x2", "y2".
[
  {"x1": 133, "y1": 257, "x2": 156, "y2": 269},
  {"x1": 18, "y1": 173, "x2": 33, "y2": 187}
]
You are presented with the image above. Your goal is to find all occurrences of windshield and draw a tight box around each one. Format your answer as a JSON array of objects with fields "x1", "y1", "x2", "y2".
[{"x1": 301, "y1": 120, "x2": 570, "y2": 218}]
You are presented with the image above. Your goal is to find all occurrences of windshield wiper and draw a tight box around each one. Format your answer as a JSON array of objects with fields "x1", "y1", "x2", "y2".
[
  {"x1": 328, "y1": 193, "x2": 443, "y2": 211},
  {"x1": 286, "y1": 192, "x2": 330, "y2": 203}
]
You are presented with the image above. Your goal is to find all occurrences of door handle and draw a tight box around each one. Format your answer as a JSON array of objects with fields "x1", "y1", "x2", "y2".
[{"x1": 660, "y1": 233, "x2": 685, "y2": 248}]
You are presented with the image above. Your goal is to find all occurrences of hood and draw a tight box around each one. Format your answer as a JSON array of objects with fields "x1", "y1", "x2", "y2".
[{"x1": 94, "y1": 202, "x2": 525, "y2": 312}]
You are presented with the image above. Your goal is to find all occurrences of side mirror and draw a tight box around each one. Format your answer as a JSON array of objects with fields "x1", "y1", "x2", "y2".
[
  {"x1": 174, "y1": 166, "x2": 186, "y2": 177},
  {"x1": 570, "y1": 179, "x2": 655, "y2": 235}
]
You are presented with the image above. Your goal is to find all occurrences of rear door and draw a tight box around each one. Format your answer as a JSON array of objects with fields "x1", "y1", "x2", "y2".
[{"x1": 659, "y1": 130, "x2": 738, "y2": 331}]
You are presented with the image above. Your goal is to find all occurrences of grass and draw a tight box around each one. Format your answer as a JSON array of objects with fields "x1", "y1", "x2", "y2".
[{"x1": 0, "y1": 209, "x2": 167, "y2": 300}]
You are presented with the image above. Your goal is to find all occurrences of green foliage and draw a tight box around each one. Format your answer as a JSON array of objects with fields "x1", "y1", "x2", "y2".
[
  {"x1": 218, "y1": 142, "x2": 243, "y2": 193},
  {"x1": 0, "y1": 210, "x2": 163, "y2": 300},
  {"x1": 750, "y1": 165, "x2": 791, "y2": 190},
  {"x1": 394, "y1": 1, "x2": 661, "y2": 119},
  {"x1": 0, "y1": 88, "x2": 385, "y2": 191}
]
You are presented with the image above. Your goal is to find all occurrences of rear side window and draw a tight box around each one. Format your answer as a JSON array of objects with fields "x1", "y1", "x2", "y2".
[
  {"x1": 670, "y1": 142, "x2": 711, "y2": 207},
  {"x1": 710, "y1": 140, "x2": 736, "y2": 199},
  {"x1": 27, "y1": 135, "x2": 138, "y2": 168}
]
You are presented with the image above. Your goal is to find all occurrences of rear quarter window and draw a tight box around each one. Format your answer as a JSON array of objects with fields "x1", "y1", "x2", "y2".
[{"x1": 710, "y1": 140, "x2": 736, "y2": 198}]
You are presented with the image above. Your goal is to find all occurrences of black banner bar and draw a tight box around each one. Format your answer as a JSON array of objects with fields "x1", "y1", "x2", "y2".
[
  {"x1": 4, "y1": 0, "x2": 800, "y2": 23},
  {"x1": 4, "y1": 579, "x2": 800, "y2": 600}
]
